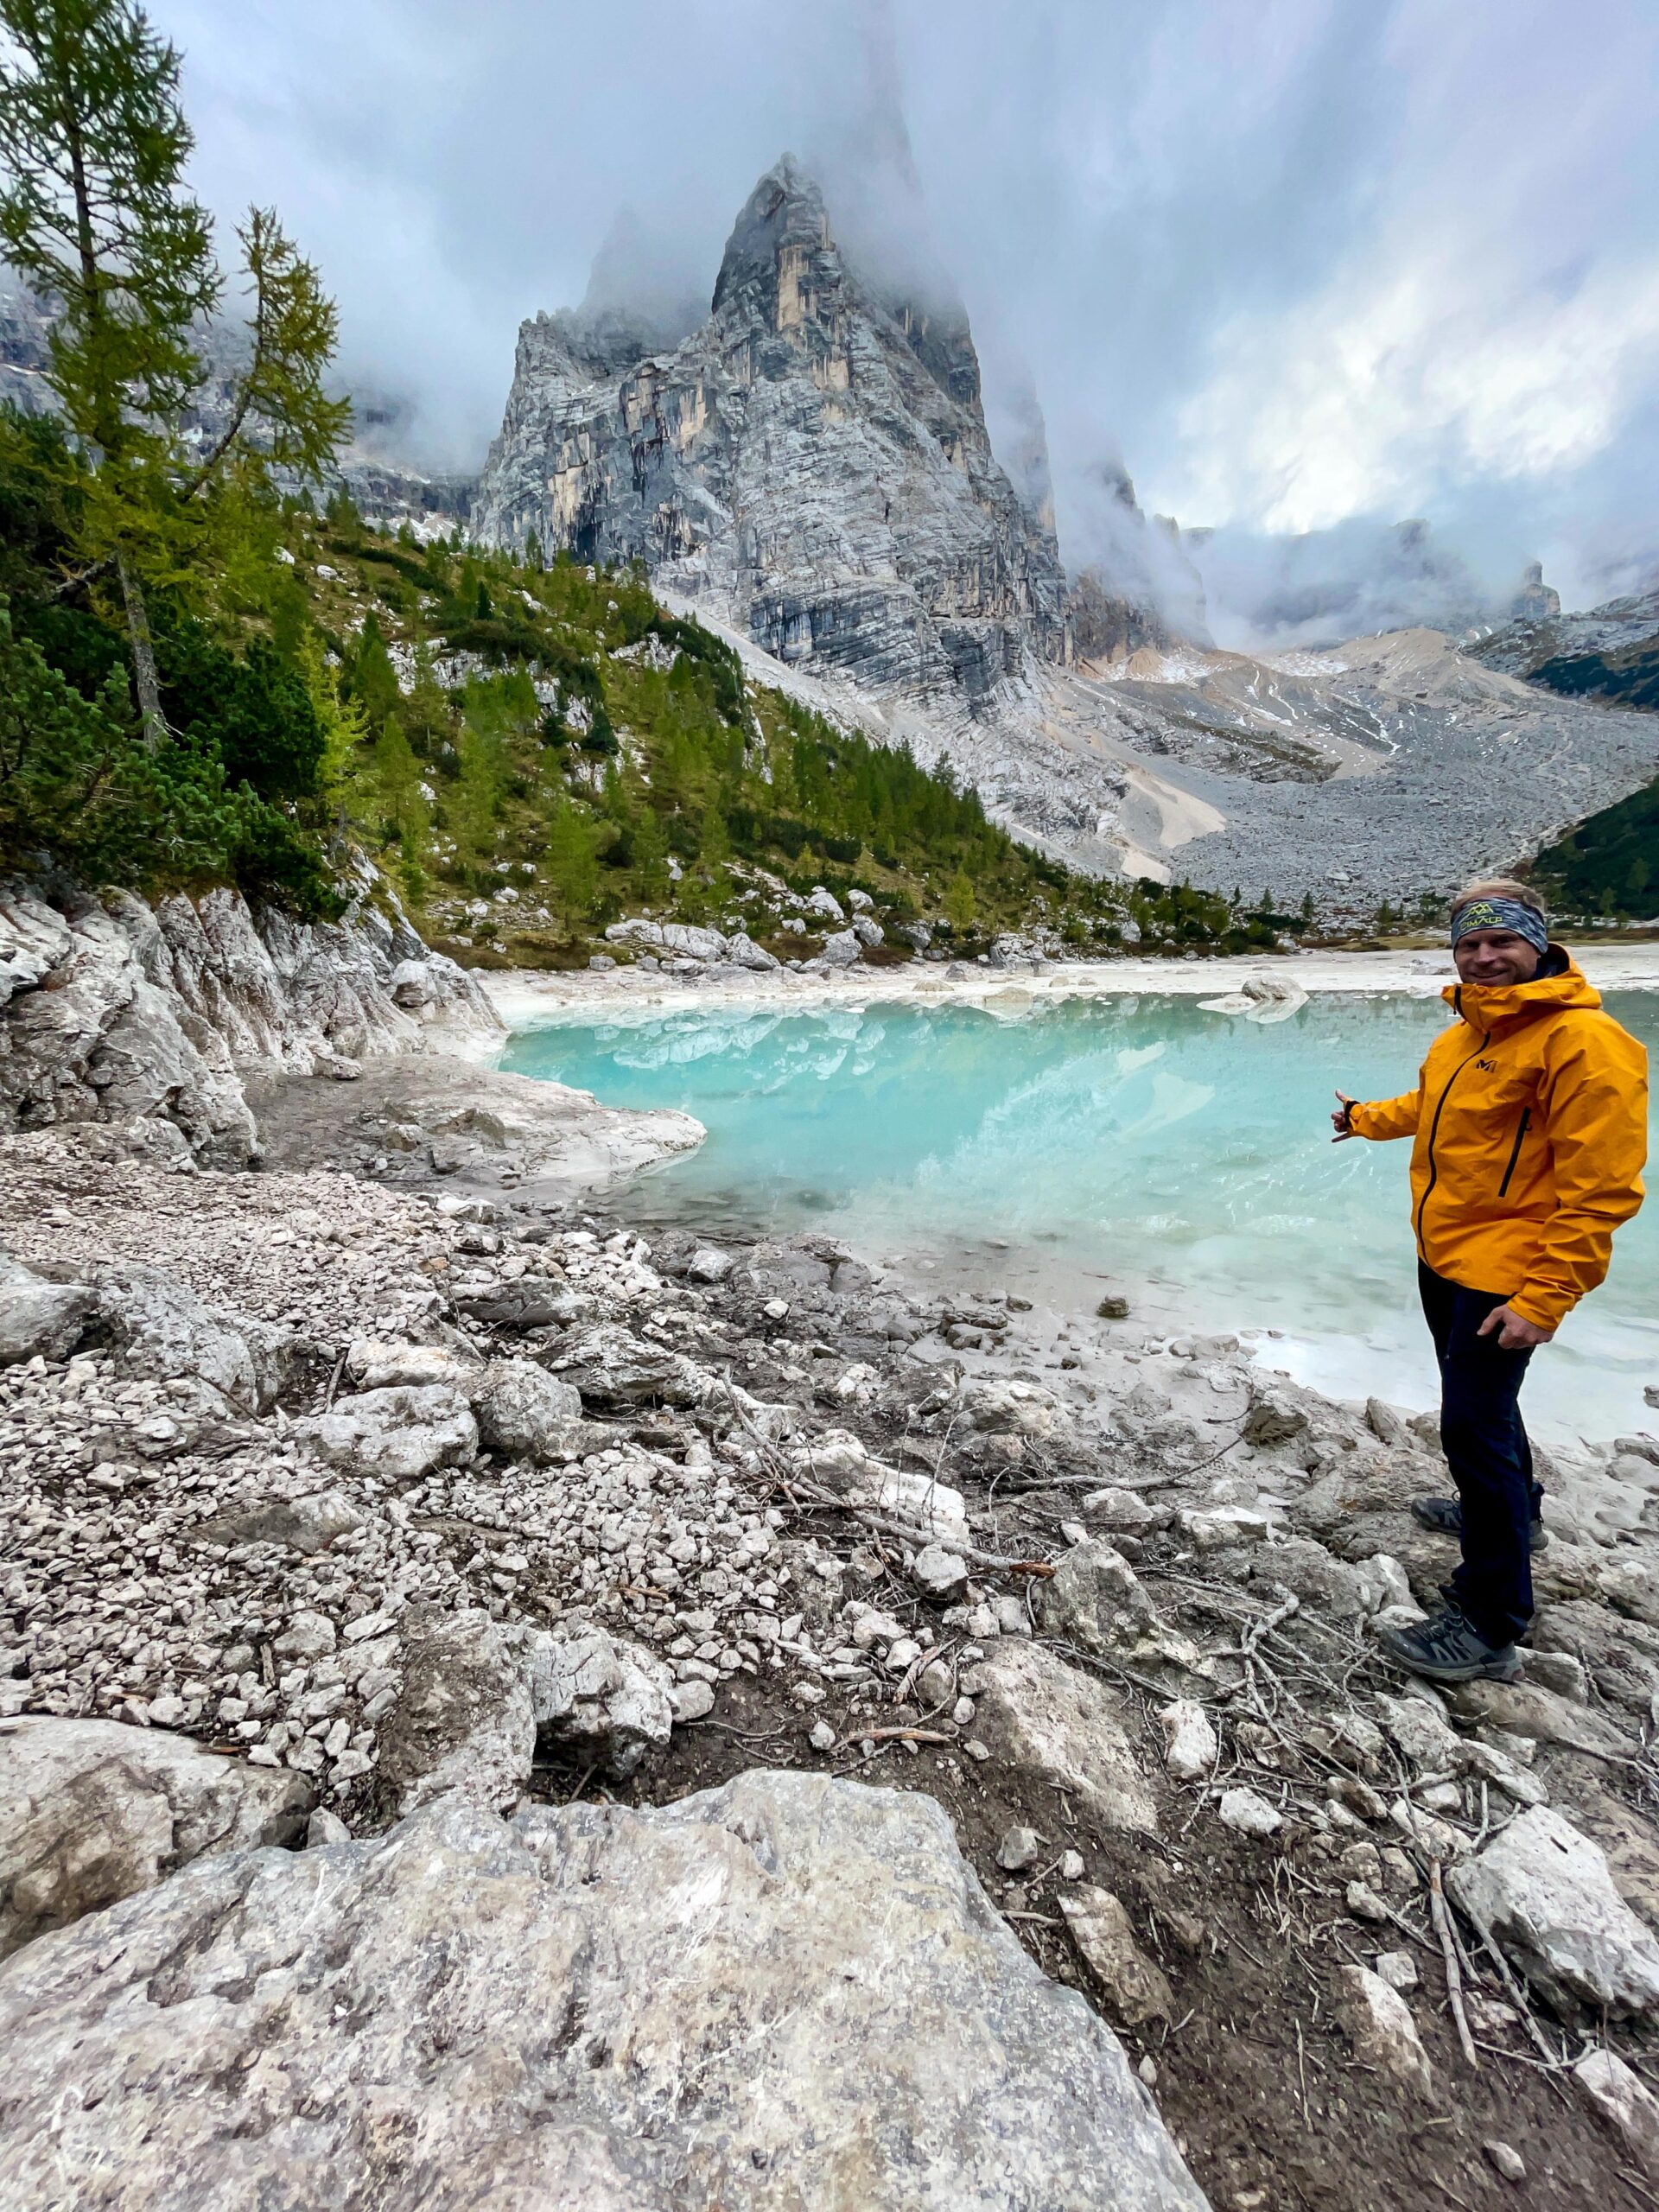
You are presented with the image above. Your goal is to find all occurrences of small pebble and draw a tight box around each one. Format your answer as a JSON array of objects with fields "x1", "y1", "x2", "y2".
[
  {"x1": 1484, "y1": 2140, "x2": 1525, "y2": 2184},
  {"x1": 996, "y1": 1824, "x2": 1042, "y2": 1872}
]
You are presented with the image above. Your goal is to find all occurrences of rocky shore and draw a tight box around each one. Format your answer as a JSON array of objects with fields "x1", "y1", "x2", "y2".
[
  {"x1": 3, "y1": 886, "x2": 1659, "y2": 2210},
  {"x1": 485, "y1": 937, "x2": 1659, "y2": 1034}
]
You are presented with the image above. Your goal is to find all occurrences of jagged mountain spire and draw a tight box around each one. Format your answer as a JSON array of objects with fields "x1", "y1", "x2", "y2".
[{"x1": 473, "y1": 158, "x2": 1065, "y2": 709}]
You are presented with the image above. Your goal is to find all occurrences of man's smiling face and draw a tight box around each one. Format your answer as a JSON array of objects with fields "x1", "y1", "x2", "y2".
[{"x1": 1453, "y1": 927, "x2": 1542, "y2": 988}]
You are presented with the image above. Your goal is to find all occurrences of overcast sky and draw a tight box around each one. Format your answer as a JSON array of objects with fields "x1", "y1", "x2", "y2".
[{"x1": 156, "y1": 0, "x2": 1659, "y2": 609}]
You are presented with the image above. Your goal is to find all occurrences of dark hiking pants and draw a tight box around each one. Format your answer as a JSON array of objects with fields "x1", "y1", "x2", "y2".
[{"x1": 1416, "y1": 1262, "x2": 1541, "y2": 1646}]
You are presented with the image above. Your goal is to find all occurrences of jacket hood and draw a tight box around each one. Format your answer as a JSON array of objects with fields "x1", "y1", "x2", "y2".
[{"x1": 1443, "y1": 947, "x2": 1601, "y2": 1028}]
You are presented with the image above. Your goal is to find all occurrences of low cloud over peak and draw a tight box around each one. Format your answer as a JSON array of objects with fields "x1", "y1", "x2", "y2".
[{"x1": 157, "y1": 0, "x2": 1658, "y2": 620}]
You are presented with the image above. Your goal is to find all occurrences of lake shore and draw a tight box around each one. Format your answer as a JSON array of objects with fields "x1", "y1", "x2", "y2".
[{"x1": 480, "y1": 938, "x2": 1659, "y2": 1033}]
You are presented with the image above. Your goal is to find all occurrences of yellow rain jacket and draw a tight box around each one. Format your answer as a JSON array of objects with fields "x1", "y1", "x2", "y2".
[{"x1": 1349, "y1": 954, "x2": 1648, "y2": 1331}]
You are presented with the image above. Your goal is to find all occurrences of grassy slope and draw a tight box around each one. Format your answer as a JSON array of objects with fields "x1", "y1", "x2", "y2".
[{"x1": 297, "y1": 512, "x2": 1274, "y2": 964}]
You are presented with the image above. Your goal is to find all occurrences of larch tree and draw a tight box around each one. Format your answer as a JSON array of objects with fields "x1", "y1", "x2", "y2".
[{"x1": 0, "y1": 0, "x2": 349, "y2": 746}]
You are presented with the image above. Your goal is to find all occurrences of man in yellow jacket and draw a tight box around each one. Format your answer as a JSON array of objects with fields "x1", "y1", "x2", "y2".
[{"x1": 1334, "y1": 880, "x2": 1648, "y2": 1684}]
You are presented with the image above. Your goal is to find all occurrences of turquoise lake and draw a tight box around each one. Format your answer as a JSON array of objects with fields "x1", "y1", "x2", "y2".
[{"x1": 501, "y1": 991, "x2": 1659, "y2": 1443}]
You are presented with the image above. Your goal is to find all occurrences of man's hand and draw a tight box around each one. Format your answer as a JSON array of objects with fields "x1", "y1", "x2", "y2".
[
  {"x1": 1331, "y1": 1090, "x2": 1357, "y2": 1141},
  {"x1": 1477, "y1": 1304, "x2": 1555, "y2": 1351}
]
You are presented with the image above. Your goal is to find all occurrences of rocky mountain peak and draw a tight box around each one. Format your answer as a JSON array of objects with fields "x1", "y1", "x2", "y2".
[{"x1": 472, "y1": 158, "x2": 1065, "y2": 709}]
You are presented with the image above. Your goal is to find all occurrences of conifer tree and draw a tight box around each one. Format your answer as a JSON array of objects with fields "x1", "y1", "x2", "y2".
[{"x1": 0, "y1": 0, "x2": 348, "y2": 745}]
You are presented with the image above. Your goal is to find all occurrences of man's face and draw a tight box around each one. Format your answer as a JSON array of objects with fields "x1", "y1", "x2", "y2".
[{"x1": 1453, "y1": 927, "x2": 1542, "y2": 987}]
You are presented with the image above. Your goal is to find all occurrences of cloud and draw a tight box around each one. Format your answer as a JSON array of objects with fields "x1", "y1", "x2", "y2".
[{"x1": 154, "y1": 0, "x2": 1659, "y2": 612}]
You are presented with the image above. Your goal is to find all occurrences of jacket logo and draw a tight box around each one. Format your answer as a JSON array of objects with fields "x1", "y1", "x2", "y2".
[{"x1": 1475, "y1": 1058, "x2": 1497, "y2": 1072}]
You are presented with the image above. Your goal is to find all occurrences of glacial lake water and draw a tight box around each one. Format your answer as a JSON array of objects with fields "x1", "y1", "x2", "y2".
[{"x1": 501, "y1": 991, "x2": 1659, "y2": 1445}]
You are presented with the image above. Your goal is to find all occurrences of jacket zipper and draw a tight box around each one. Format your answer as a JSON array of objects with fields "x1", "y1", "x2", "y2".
[
  {"x1": 1414, "y1": 1027, "x2": 1492, "y2": 1255},
  {"x1": 1497, "y1": 1108, "x2": 1531, "y2": 1198}
]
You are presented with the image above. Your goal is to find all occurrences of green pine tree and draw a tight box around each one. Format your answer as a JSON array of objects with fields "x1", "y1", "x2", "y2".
[
  {"x1": 0, "y1": 0, "x2": 348, "y2": 745},
  {"x1": 545, "y1": 792, "x2": 597, "y2": 920},
  {"x1": 944, "y1": 870, "x2": 976, "y2": 933},
  {"x1": 347, "y1": 611, "x2": 401, "y2": 734}
]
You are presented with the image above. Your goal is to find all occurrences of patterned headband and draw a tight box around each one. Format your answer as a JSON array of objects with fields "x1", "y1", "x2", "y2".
[{"x1": 1450, "y1": 898, "x2": 1549, "y2": 956}]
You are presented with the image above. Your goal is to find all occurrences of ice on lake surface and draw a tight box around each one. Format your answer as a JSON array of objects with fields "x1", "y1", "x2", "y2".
[{"x1": 502, "y1": 991, "x2": 1659, "y2": 1444}]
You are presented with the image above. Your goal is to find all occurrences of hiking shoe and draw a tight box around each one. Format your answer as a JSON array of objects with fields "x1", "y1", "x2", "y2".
[
  {"x1": 1410, "y1": 1495, "x2": 1548, "y2": 1552},
  {"x1": 1376, "y1": 1603, "x2": 1522, "y2": 1685}
]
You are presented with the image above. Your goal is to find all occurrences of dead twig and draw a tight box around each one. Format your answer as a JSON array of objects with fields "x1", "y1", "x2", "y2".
[{"x1": 1429, "y1": 1861, "x2": 1479, "y2": 2069}]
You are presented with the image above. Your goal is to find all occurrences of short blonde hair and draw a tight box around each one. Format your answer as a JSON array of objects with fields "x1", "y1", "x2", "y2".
[{"x1": 1450, "y1": 877, "x2": 1548, "y2": 925}]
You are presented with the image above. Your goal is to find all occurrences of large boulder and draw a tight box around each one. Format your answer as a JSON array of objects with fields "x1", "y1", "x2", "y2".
[
  {"x1": 539, "y1": 1323, "x2": 709, "y2": 1408},
  {"x1": 0, "y1": 1715, "x2": 311, "y2": 1959},
  {"x1": 296, "y1": 1383, "x2": 479, "y2": 1479},
  {"x1": 1451, "y1": 1806, "x2": 1659, "y2": 2018},
  {"x1": 473, "y1": 1358, "x2": 584, "y2": 1461},
  {"x1": 726, "y1": 931, "x2": 781, "y2": 972},
  {"x1": 0, "y1": 1774, "x2": 1205, "y2": 2209},
  {"x1": 92, "y1": 1262, "x2": 302, "y2": 1414}
]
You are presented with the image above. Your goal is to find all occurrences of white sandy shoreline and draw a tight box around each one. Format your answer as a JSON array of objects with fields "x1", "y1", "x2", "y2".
[{"x1": 479, "y1": 940, "x2": 1659, "y2": 1034}]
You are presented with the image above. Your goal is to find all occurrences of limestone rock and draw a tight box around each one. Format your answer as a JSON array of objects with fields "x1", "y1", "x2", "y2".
[
  {"x1": 296, "y1": 1382, "x2": 479, "y2": 1480},
  {"x1": 684, "y1": 1243, "x2": 734, "y2": 1284},
  {"x1": 791, "y1": 1429, "x2": 970, "y2": 1548},
  {"x1": 996, "y1": 1824, "x2": 1042, "y2": 1872},
  {"x1": 0, "y1": 1715, "x2": 310, "y2": 1958},
  {"x1": 0, "y1": 1255, "x2": 91, "y2": 1365},
  {"x1": 192, "y1": 1487, "x2": 365, "y2": 1554},
  {"x1": 911, "y1": 1543, "x2": 970, "y2": 1602},
  {"x1": 1217, "y1": 1788, "x2": 1282, "y2": 1839},
  {"x1": 1599, "y1": 1555, "x2": 1659, "y2": 1627},
  {"x1": 1450, "y1": 1806, "x2": 1659, "y2": 2018},
  {"x1": 1243, "y1": 1383, "x2": 1309, "y2": 1447},
  {"x1": 530, "y1": 1624, "x2": 674, "y2": 1778},
  {"x1": 1250, "y1": 1535, "x2": 1367, "y2": 1619},
  {"x1": 0, "y1": 1776, "x2": 1205, "y2": 2210},
  {"x1": 1160, "y1": 1698, "x2": 1218, "y2": 1782},
  {"x1": 1376, "y1": 1692, "x2": 1462, "y2": 1772},
  {"x1": 1082, "y1": 1486, "x2": 1156, "y2": 1532},
  {"x1": 375, "y1": 1609, "x2": 535, "y2": 1816},
  {"x1": 92, "y1": 1261, "x2": 301, "y2": 1414},
  {"x1": 1060, "y1": 1886, "x2": 1173, "y2": 2026},
  {"x1": 472, "y1": 1357, "x2": 584, "y2": 1460},
  {"x1": 1039, "y1": 1539, "x2": 1211, "y2": 1687},
  {"x1": 346, "y1": 1336, "x2": 480, "y2": 1393},
  {"x1": 727, "y1": 931, "x2": 781, "y2": 972},
  {"x1": 1574, "y1": 2049, "x2": 1659, "y2": 2172},
  {"x1": 956, "y1": 1375, "x2": 1060, "y2": 1440},
  {"x1": 1337, "y1": 1965, "x2": 1433, "y2": 2093},
  {"x1": 1445, "y1": 1678, "x2": 1638, "y2": 1760},
  {"x1": 0, "y1": 875, "x2": 499, "y2": 1166},
  {"x1": 965, "y1": 1639, "x2": 1158, "y2": 1833},
  {"x1": 540, "y1": 1322, "x2": 709, "y2": 1408},
  {"x1": 272, "y1": 1610, "x2": 338, "y2": 1661}
]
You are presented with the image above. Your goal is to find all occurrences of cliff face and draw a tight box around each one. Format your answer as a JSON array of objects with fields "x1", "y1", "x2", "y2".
[
  {"x1": 0, "y1": 872, "x2": 500, "y2": 1167},
  {"x1": 472, "y1": 159, "x2": 1067, "y2": 711}
]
